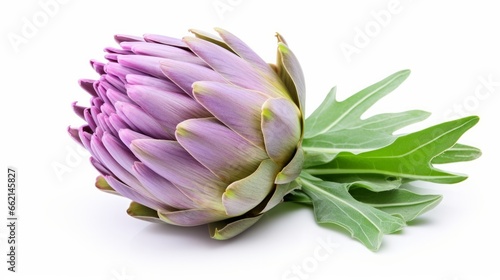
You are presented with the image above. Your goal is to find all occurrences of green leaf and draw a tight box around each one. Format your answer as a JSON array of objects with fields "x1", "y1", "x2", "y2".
[
  {"x1": 304, "y1": 70, "x2": 411, "y2": 138},
  {"x1": 432, "y1": 143, "x2": 482, "y2": 164},
  {"x1": 302, "y1": 70, "x2": 430, "y2": 166},
  {"x1": 305, "y1": 116, "x2": 479, "y2": 184},
  {"x1": 286, "y1": 174, "x2": 403, "y2": 203},
  {"x1": 350, "y1": 188, "x2": 442, "y2": 222},
  {"x1": 298, "y1": 175, "x2": 405, "y2": 251},
  {"x1": 323, "y1": 174, "x2": 403, "y2": 192},
  {"x1": 303, "y1": 111, "x2": 430, "y2": 167}
]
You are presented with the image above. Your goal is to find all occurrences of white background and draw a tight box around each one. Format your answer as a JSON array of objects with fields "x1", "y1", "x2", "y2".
[{"x1": 1, "y1": 0, "x2": 499, "y2": 279}]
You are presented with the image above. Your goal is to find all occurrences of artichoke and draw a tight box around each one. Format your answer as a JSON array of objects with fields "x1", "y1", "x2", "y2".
[{"x1": 69, "y1": 28, "x2": 305, "y2": 239}]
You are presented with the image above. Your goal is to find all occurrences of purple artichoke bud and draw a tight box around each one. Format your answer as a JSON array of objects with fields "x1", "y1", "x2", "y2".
[{"x1": 69, "y1": 28, "x2": 305, "y2": 239}]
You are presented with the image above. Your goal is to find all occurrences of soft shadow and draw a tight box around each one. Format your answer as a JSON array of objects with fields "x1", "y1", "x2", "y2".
[
  {"x1": 129, "y1": 222, "x2": 222, "y2": 252},
  {"x1": 128, "y1": 202, "x2": 310, "y2": 253}
]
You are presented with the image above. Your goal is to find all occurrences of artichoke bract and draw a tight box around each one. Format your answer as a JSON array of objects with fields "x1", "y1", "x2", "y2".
[{"x1": 69, "y1": 28, "x2": 306, "y2": 239}]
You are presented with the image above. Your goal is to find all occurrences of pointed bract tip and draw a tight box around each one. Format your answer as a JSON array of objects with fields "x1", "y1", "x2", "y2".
[
  {"x1": 213, "y1": 27, "x2": 225, "y2": 33},
  {"x1": 275, "y1": 33, "x2": 287, "y2": 45},
  {"x1": 95, "y1": 175, "x2": 115, "y2": 193}
]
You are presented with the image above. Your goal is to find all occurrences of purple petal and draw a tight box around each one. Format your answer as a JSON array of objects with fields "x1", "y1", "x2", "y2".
[
  {"x1": 115, "y1": 102, "x2": 173, "y2": 139},
  {"x1": 215, "y1": 28, "x2": 283, "y2": 85},
  {"x1": 79, "y1": 126, "x2": 94, "y2": 157},
  {"x1": 121, "y1": 41, "x2": 206, "y2": 66},
  {"x1": 176, "y1": 118, "x2": 268, "y2": 183},
  {"x1": 118, "y1": 128, "x2": 151, "y2": 147},
  {"x1": 127, "y1": 84, "x2": 211, "y2": 131},
  {"x1": 85, "y1": 107, "x2": 98, "y2": 131},
  {"x1": 113, "y1": 108, "x2": 139, "y2": 132},
  {"x1": 183, "y1": 36, "x2": 286, "y2": 98},
  {"x1": 159, "y1": 59, "x2": 225, "y2": 97},
  {"x1": 95, "y1": 79, "x2": 112, "y2": 104},
  {"x1": 104, "y1": 62, "x2": 142, "y2": 83},
  {"x1": 91, "y1": 95, "x2": 104, "y2": 106},
  {"x1": 90, "y1": 157, "x2": 111, "y2": 177},
  {"x1": 193, "y1": 81, "x2": 267, "y2": 148},
  {"x1": 108, "y1": 114, "x2": 130, "y2": 133},
  {"x1": 125, "y1": 74, "x2": 184, "y2": 94},
  {"x1": 94, "y1": 126, "x2": 104, "y2": 139},
  {"x1": 105, "y1": 176, "x2": 166, "y2": 211},
  {"x1": 102, "y1": 134, "x2": 187, "y2": 208},
  {"x1": 106, "y1": 87, "x2": 133, "y2": 105},
  {"x1": 118, "y1": 55, "x2": 166, "y2": 79},
  {"x1": 130, "y1": 139, "x2": 226, "y2": 211},
  {"x1": 90, "y1": 60, "x2": 105, "y2": 75},
  {"x1": 101, "y1": 133, "x2": 137, "y2": 174},
  {"x1": 104, "y1": 46, "x2": 131, "y2": 55},
  {"x1": 132, "y1": 162, "x2": 195, "y2": 210},
  {"x1": 104, "y1": 74, "x2": 126, "y2": 93},
  {"x1": 188, "y1": 29, "x2": 232, "y2": 52},
  {"x1": 72, "y1": 102, "x2": 86, "y2": 119},
  {"x1": 96, "y1": 113, "x2": 112, "y2": 134},
  {"x1": 222, "y1": 159, "x2": 280, "y2": 216},
  {"x1": 79, "y1": 79, "x2": 98, "y2": 97},
  {"x1": 90, "y1": 134, "x2": 143, "y2": 193},
  {"x1": 114, "y1": 34, "x2": 143, "y2": 43},
  {"x1": 67, "y1": 126, "x2": 82, "y2": 145},
  {"x1": 143, "y1": 33, "x2": 189, "y2": 49},
  {"x1": 261, "y1": 98, "x2": 301, "y2": 164},
  {"x1": 100, "y1": 103, "x2": 115, "y2": 117},
  {"x1": 105, "y1": 53, "x2": 118, "y2": 62}
]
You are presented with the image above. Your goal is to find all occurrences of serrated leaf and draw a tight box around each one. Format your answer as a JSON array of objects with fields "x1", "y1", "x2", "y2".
[
  {"x1": 306, "y1": 116, "x2": 479, "y2": 184},
  {"x1": 303, "y1": 110, "x2": 430, "y2": 167},
  {"x1": 299, "y1": 175, "x2": 405, "y2": 251},
  {"x1": 323, "y1": 174, "x2": 403, "y2": 192},
  {"x1": 350, "y1": 188, "x2": 442, "y2": 222},
  {"x1": 432, "y1": 143, "x2": 482, "y2": 164},
  {"x1": 302, "y1": 70, "x2": 430, "y2": 166},
  {"x1": 286, "y1": 174, "x2": 402, "y2": 203},
  {"x1": 304, "y1": 70, "x2": 411, "y2": 138}
]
